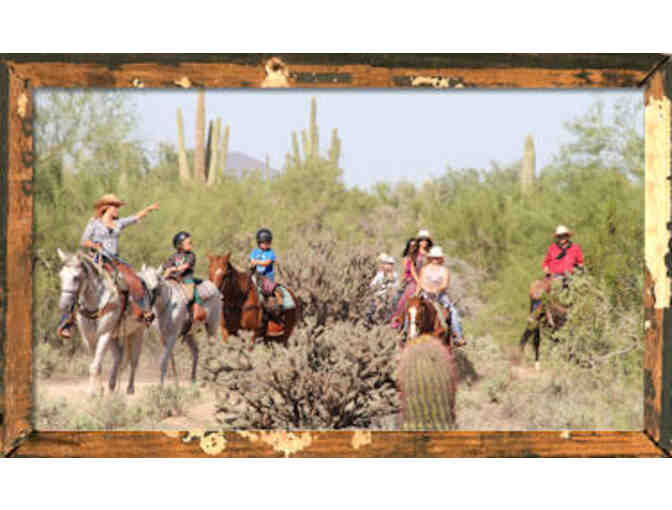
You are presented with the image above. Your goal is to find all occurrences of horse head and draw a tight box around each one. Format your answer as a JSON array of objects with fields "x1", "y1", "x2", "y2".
[
  {"x1": 208, "y1": 252, "x2": 232, "y2": 290},
  {"x1": 57, "y1": 248, "x2": 112, "y2": 308},
  {"x1": 406, "y1": 295, "x2": 426, "y2": 340}
]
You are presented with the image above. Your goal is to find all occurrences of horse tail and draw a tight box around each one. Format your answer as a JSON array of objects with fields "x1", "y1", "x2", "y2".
[{"x1": 398, "y1": 335, "x2": 457, "y2": 430}]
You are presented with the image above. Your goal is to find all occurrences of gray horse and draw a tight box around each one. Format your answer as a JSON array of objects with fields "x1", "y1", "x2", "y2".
[
  {"x1": 139, "y1": 266, "x2": 221, "y2": 385},
  {"x1": 57, "y1": 249, "x2": 146, "y2": 396}
]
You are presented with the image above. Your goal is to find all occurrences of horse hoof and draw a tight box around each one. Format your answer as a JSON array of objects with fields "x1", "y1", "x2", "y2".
[{"x1": 127, "y1": 387, "x2": 135, "y2": 395}]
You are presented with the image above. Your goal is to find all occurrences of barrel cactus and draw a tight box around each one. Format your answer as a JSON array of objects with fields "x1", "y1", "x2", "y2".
[{"x1": 397, "y1": 335, "x2": 457, "y2": 430}]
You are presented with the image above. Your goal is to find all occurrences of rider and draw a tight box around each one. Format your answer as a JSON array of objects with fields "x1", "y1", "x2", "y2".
[
  {"x1": 415, "y1": 245, "x2": 465, "y2": 346},
  {"x1": 249, "y1": 228, "x2": 285, "y2": 330},
  {"x1": 367, "y1": 253, "x2": 399, "y2": 322},
  {"x1": 57, "y1": 193, "x2": 159, "y2": 339},
  {"x1": 542, "y1": 225, "x2": 585, "y2": 283},
  {"x1": 391, "y1": 230, "x2": 432, "y2": 328},
  {"x1": 162, "y1": 231, "x2": 207, "y2": 322},
  {"x1": 530, "y1": 224, "x2": 585, "y2": 317}
]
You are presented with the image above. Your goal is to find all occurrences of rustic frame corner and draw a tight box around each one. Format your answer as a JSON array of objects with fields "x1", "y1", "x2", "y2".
[{"x1": 1, "y1": 53, "x2": 670, "y2": 458}]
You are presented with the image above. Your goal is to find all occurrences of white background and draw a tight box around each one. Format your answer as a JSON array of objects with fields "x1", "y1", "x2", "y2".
[{"x1": 1, "y1": 1, "x2": 671, "y2": 506}]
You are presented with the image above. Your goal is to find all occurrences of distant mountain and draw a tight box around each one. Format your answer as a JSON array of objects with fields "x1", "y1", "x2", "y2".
[{"x1": 225, "y1": 151, "x2": 279, "y2": 176}]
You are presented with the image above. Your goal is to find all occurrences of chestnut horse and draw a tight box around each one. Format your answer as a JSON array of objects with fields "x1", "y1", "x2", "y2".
[
  {"x1": 404, "y1": 294, "x2": 451, "y2": 346},
  {"x1": 519, "y1": 277, "x2": 568, "y2": 364},
  {"x1": 208, "y1": 253, "x2": 299, "y2": 347}
]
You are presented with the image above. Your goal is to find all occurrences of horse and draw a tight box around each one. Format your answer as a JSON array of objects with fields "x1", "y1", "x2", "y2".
[
  {"x1": 397, "y1": 334, "x2": 457, "y2": 430},
  {"x1": 403, "y1": 294, "x2": 451, "y2": 346},
  {"x1": 138, "y1": 266, "x2": 221, "y2": 386},
  {"x1": 519, "y1": 277, "x2": 569, "y2": 365},
  {"x1": 207, "y1": 253, "x2": 299, "y2": 348},
  {"x1": 57, "y1": 249, "x2": 146, "y2": 396}
]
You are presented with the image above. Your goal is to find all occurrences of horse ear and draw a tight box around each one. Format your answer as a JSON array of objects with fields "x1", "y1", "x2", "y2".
[
  {"x1": 226, "y1": 251, "x2": 231, "y2": 259},
  {"x1": 57, "y1": 248, "x2": 68, "y2": 262},
  {"x1": 141, "y1": 263, "x2": 146, "y2": 272}
]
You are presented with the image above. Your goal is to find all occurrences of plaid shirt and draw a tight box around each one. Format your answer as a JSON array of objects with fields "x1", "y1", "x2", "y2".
[
  {"x1": 162, "y1": 251, "x2": 196, "y2": 281},
  {"x1": 80, "y1": 216, "x2": 138, "y2": 257}
]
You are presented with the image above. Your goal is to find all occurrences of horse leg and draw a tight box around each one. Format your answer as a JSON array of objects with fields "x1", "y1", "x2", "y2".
[
  {"x1": 520, "y1": 328, "x2": 532, "y2": 354},
  {"x1": 108, "y1": 336, "x2": 122, "y2": 392},
  {"x1": 126, "y1": 329, "x2": 144, "y2": 395},
  {"x1": 533, "y1": 327, "x2": 541, "y2": 370},
  {"x1": 183, "y1": 333, "x2": 199, "y2": 383},
  {"x1": 89, "y1": 331, "x2": 113, "y2": 397},
  {"x1": 159, "y1": 332, "x2": 179, "y2": 386}
]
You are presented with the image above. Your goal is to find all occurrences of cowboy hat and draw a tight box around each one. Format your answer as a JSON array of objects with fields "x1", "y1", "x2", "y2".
[
  {"x1": 416, "y1": 229, "x2": 432, "y2": 240},
  {"x1": 427, "y1": 246, "x2": 445, "y2": 259},
  {"x1": 382, "y1": 254, "x2": 396, "y2": 264},
  {"x1": 94, "y1": 193, "x2": 125, "y2": 209},
  {"x1": 94, "y1": 194, "x2": 125, "y2": 218},
  {"x1": 377, "y1": 252, "x2": 390, "y2": 262},
  {"x1": 554, "y1": 225, "x2": 572, "y2": 237}
]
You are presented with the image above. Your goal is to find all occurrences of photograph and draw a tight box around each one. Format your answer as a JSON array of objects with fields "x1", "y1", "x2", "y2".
[{"x1": 32, "y1": 86, "x2": 645, "y2": 431}]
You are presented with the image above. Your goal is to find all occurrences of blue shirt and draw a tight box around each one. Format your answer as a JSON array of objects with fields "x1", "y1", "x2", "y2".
[{"x1": 250, "y1": 247, "x2": 276, "y2": 280}]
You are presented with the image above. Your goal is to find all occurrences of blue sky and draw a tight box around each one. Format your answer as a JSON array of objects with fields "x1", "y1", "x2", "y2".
[{"x1": 131, "y1": 89, "x2": 640, "y2": 189}]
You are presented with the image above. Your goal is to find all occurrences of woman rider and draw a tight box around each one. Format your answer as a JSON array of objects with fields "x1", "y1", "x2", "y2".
[
  {"x1": 57, "y1": 194, "x2": 160, "y2": 339},
  {"x1": 416, "y1": 245, "x2": 465, "y2": 345},
  {"x1": 391, "y1": 230, "x2": 433, "y2": 329}
]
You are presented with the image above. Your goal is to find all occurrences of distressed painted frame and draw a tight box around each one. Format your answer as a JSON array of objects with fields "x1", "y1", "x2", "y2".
[{"x1": 1, "y1": 54, "x2": 670, "y2": 458}]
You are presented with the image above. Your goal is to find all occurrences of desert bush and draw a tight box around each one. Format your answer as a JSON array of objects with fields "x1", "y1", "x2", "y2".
[
  {"x1": 544, "y1": 272, "x2": 642, "y2": 372},
  {"x1": 140, "y1": 384, "x2": 201, "y2": 425},
  {"x1": 278, "y1": 234, "x2": 380, "y2": 327},
  {"x1": 204, "y1": 320, "x2": 399, "y2": 429}
]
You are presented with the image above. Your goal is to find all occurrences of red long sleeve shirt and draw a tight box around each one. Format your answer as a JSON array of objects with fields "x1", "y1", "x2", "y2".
[{"x1": 543, "y1": 242, "x2": 584, "y2": 275}]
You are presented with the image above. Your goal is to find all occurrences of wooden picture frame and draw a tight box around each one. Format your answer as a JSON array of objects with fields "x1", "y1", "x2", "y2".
[{"x1": 1, "y1": 53, "x2": 670, "y2": 458}]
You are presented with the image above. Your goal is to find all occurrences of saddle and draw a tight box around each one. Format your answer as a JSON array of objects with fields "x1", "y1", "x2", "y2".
[{"x1": 100, "y1": 259, "x2": 154, "y2": 324}]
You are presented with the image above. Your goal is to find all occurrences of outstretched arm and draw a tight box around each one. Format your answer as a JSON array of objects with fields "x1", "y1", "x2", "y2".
[{"x1": 135, "y1": 202, "x2": 159, "y2": 220}]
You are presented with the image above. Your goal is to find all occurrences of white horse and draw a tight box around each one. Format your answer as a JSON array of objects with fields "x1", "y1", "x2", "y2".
[
  {"x1": 57, "y1": 249, "x2": 146, "y2": 396},
  {"x1": 138, "y1": 266, "x2": 221, "y2": 385}
]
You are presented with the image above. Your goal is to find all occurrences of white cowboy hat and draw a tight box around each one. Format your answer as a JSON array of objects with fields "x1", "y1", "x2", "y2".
[
  {"x1": 382, "y1": 254, "x2": 396, "y2": 264},
  {"x1": 554, "y1": 225, "x2": 572, "y2": 237},
  {"x1": 416, "y1": 229, "x2": 431, "y2": 240},
  {"x1": 377, "y1": 252, "x2": 390, "y2": 262},
  {"x1": 427, "y1": 246, "x2": 445, "y2": 259}
]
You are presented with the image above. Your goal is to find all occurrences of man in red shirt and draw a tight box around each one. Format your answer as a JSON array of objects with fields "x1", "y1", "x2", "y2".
[{"x1": 543, "y1": 225, "x2": 585, "y2": 278}]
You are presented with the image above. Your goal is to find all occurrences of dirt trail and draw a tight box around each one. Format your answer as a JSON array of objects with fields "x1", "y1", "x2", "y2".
[{"x1": 38, "y1": 368, "x2": 220, "y2": 430}]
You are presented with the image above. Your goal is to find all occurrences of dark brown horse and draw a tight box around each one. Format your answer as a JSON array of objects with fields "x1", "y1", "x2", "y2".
[
  {"x1": 519, "y1": 277, "x2": 568, "y2": 364},
  {"x1": 403, "y1": 294, "x2": 451, "y2": 346},
  {"x1": 208, "y1": 253, "x2": 299, "y2": 347}
]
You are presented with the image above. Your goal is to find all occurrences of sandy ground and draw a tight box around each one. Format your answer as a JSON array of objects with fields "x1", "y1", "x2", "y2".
[{"x1": 37, "y1": 361, "x2": 220, "y2": 430}]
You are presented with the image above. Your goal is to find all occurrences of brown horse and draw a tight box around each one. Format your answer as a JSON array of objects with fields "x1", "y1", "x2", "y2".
[
  {"x1": 403, "y1": 294, "x2": 451, "y2": 346},
  {"x1": 208, "y1": 253, "x2": 299, "y2": 347},
  {"x1": 520, "y1": 277, "x2": 568, "y2": 363}
]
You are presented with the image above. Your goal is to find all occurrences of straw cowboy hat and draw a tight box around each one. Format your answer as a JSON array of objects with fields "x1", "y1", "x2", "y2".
[
  {"x1": 94, "y1": 193, "x2": 125, "y2": 217},
  {"x1": 377, "y1": 253, "x2": 396, "y2": 265},
  {"x1": 554, "y1": 225, "x2": 572, "y2": 237},
  {"x1": 416, "y1": 229, "x2": 432, "y2": 240},
  {"x1": 427, "y1": 246, "x2": 445, "y2": 259}
]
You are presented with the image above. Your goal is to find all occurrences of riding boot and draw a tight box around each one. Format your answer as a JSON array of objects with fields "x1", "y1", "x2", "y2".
[
  {"x1": 57, "y1": 312, "x2": 74, "y2": 339},
  {"x1": 130, "y1": 299, "x2": 155, "y2": 324},
  {"x1": 192, "y1": 302, "x2": 207, "y2": 322}
]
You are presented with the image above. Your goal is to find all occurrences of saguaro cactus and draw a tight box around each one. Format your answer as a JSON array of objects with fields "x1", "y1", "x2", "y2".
[
  {"x1": 328, "y1": 128, "x2": 341, "y2": 167},
  {"x1": 176, "y1": 108, "x2": 190, "y2": 183},
  {"x1": 219, "y1": 124, "x2": 230, "y2": 176},
  {"x1": 521, "y1": 134, "x2": 536, "y2": 194},
  {"x1": 194, "y1": 90, "x2": 206, "y2": 183},
  {"x1": 207, "y1": 118, "x2": 221, "y2": 186},
  {"x1": 397, "y1": 335, "x2": 457, "y2": 430}
]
